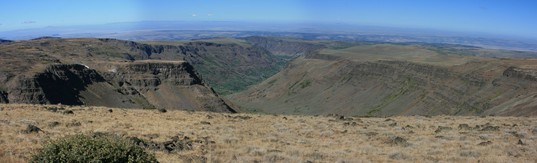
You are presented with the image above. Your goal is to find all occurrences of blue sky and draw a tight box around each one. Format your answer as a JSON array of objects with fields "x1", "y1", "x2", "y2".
[{"x1": 1, "y1": 0, "x2": 536, "y2": 38}]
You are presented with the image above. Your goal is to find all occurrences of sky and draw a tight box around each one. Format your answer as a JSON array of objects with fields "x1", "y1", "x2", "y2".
[{"x1": 1, "y1": 0, "x2": 536, "y2": 38}]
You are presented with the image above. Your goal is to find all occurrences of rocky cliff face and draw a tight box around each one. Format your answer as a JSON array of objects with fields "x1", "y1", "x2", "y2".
[
  {"x1": 243, "y1": 36, "x2": 323, "y2": 57},
  {"x1": 7, "y1": 64, "x2": 103, "y2": 105},
  {"x1": 95, "y1": 38, "x2": 287, "y2": 95},
  {"x1": 1, "y1": 61, "x2": 233, "y2": 112},
  {"x1": 0, "y1": 37, "x2": 288, "y2": 111},
  {"x1": 181, "y1": 42, "x2": 288, "y2": 95},
  {"x1": 102, "y1": 61, "x2": 201, "y2": 92},
  {"x1": 0, "y1": 38, "x2": 239, "y2": 112},
  {"x1": 99, "y1": 61, "x2": 233, "y2": 112}
]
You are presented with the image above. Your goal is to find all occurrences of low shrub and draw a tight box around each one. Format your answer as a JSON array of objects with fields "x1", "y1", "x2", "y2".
[{"x1": 30, "y1": 134, "x2": 157, "y2": 163}]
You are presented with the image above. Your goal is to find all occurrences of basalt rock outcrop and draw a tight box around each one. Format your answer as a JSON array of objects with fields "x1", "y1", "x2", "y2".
[
  {"x1": 0, "y1": 37, "x2": 286, "y2": 95},
  {"x1": 0, "y1": 38, "x2": 242, "y2": 112},
  {"x1": 7, "y1": 64, "x2": 104, "y2": 105},
  {"x1": 2, "y1": 62, "x2": 233, "y2": 112},
  {"x1": 93, "y1": 38, "x2": 288, "y2": 94},
  {"x1": 243, "y1": 36, "x2": 323, "y2": 57},
  {"x1": 100, "y1": 61, "x2": 233, "y2": 112}
]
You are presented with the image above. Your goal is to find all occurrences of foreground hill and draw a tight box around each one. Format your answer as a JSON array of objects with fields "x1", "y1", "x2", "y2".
[
  {"x1": 1, "y1": 104, "x2": 536, "y2": 162},
  {"x1": 229, "y1": 43, "x2": 537, "y2": 116}
]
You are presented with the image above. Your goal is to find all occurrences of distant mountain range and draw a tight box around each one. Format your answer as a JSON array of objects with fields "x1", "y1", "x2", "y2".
[{"x1": 1, "y1": 21, "x2": 536, "y2": 52}]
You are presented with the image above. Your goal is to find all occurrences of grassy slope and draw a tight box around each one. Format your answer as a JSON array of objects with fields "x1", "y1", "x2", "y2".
[
  {"x1": 0, "y1": 38, "x2": 162, "y2": 76},
  {"x1": 1, "y1": 104, "x2": 536, "y2": 162},
  {"x1": 228, "y1": 43, "x2": 537, "y2": 116},
  {"x1": 194, "y1": 54, "x2": 291, "y2": 95},
  {"x1": 318, "y1": 43, "x2": 488, "y2": 66}
]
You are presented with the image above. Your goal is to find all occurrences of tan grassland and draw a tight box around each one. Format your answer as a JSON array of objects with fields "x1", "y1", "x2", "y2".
[{"x1": 1, "y1": 104, "x2": 536, "y2": 162}]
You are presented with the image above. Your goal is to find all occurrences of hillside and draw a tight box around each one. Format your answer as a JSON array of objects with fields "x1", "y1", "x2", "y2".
[
  {"x1": 143, "y1": 38, "x2": 290, "y2": 95},
  {"x1": 228, "y1": 43, "x2": 537, "y2": 116},
  {"x1": 0, "y1": 37, "x2": 285, "y2": 111},
  {"x1": 3, "y1": 36, "x2": 537, "y2": 116},
  {"x1": 243, "y1": 36, "x2": 324, "y2": 57},
  {"x1": 1, "y1": 104, "x2": 536, "y2": 162}
]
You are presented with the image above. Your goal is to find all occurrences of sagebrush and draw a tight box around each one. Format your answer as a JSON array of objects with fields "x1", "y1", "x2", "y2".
[{"x1": 30, "y1": 134, "x2": 157, "y2": 163}]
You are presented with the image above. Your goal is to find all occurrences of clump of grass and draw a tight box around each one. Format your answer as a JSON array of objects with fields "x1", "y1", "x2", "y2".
[
  {"x1": 30, "y1": 134, "x2": 157, "y2": 163},
  {"x1": 299, "y1": 79, "x2": 312, "y2": 88}
]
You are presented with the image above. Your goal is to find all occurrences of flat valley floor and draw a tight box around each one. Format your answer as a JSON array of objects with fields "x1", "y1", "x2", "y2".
[{"x1": 1, "y1": 104, "x2": 536, "y2": 162}]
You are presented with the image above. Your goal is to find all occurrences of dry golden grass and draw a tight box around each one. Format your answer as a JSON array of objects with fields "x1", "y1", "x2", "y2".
[{"x1": 1, "y1": 104, "x2": 536, "y2": 162}]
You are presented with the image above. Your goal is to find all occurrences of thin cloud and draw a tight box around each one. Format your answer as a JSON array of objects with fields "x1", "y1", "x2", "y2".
[
  {"x1": 21, "y1": 21, "x2": 36, "y2": 24},
  {"x1": 207, "y1": 13, "x2": 213, "y2": 16},
  {"x1": 192, "y1": 13, "x2": 197, "y2": 17}
]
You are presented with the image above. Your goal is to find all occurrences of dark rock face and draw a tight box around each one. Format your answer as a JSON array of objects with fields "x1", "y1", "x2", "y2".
[
  {"x1": 0, "y1": 91, "x2": 8, "y2": 103},
  {"x1": 503, "y1": 67, "x2": 537, "y2": 81},
  {"x1": 2, "y1": 62, "x2": 233, "y2": 112},
  {"x1": 97, "y1": 38, "x2": 287, "y2": 95},
  {"x1": 6, "y1": 77, "x2": 47, "y2": 104},
  {"x1": 244, "y1": 36, "x2": 324, "y2": 57},
  {"x1": 0, "y1": 39, "x2": 13, "y2": 44},
  {"x1": 7, "y1": 64, "x2": 104, "y2": 105},
  {"x1": 101, "y1": 61, "x2": 233, "y2": 112},
  {"x1": 0, "y1": 38, "x2": 244, "y2": 112},
  {"x1": 104, "y1": 62, "x2": 202, "y2": 90},
  {"x1": 37, "y1": 64, "x2": 104, "y2": 105},
  {"x1": 180, "y1": 42, "x2": 287, "y2": 94}
]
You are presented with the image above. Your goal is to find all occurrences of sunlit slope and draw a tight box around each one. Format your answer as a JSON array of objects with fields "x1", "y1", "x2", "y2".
[
  {"x1": 229, "y1": 44, "x2": 537, "y2": 116},
  {"x1": 1, "y1": 104, "x2": 536, "y2": 162},
  {"x1": 316, "y1": 44, "x2": 488, "y2": 66}
]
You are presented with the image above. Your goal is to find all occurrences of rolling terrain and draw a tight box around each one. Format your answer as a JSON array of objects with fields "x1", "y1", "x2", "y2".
[
  {"x1": 2, "y1": 36, "x2": 537, "y2": 116},
  {"x1": 229, "y1": 42, "x2": 537, "y2": 116},
  {"x1": 1, "y1": 104, "x2": 536, "y2": 162},
  {"x1": 1, "y1": 36, "x2": 537, "y2": 162}
]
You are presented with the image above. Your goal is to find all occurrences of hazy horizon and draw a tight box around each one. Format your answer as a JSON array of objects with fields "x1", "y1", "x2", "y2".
[{"x1": 1, "y1": 0, "x2": 536, "y2": 39}]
